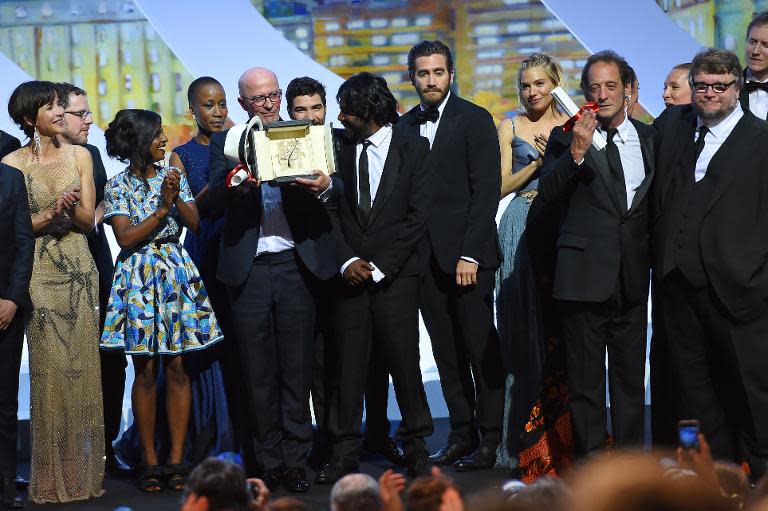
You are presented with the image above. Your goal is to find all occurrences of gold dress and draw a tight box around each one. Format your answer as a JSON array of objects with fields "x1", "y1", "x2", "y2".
[{"x1": 10, "y1": 147, "x2": 105, "y2": 503}]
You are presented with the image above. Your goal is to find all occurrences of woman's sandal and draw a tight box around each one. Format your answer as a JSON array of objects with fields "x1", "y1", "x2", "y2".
[
  {"x1": 164, "y1": 463, "x2": 189, "y2": 491},
  {"x1": 138, "y1": 464, "x2": 164, "y2": 493}
]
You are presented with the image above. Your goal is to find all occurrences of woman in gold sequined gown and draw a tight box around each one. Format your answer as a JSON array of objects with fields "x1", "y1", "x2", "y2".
[{"x1": 2, "y1": 81, "x2": 104, "y2": 503}]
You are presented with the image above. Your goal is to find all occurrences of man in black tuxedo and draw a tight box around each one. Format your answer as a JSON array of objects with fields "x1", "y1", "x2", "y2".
[
  {"x1": 56, "y1": 83, "x2": 127, "y2": 476},
  {"x1": 0, "y1": 130, "x2": 20, "y2": 160},
  {"x1": 313, "y1": 72, "x2": 433, "y2": 483},
  {"x1": 207, "y1": 67, "x2": 337, "y2": 493},
  {"x1": 654, "y1": 48, "x2": 768, "y2": 478},
  {"x1": 0, "y1": 163, "x2": 34, "y2": 509},
  {"x1": 537, "y1": 50, "x2": 655, "y2": 457},
  {"x1": 286, "y1": 76, "x2": 404, "y2": 468},
  {"x1": 740, "y1": 12, "x2": 768, "y2": 118},
  {"x1": 400, "y1": 40, "x2": 504, "y2": 471}
]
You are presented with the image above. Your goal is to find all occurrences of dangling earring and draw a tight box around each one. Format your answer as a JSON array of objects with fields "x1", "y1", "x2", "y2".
[{"x1": 33, "y1": 126, "x2": 42, "y2": 156}]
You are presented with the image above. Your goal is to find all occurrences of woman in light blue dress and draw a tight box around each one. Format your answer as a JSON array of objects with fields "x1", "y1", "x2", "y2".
[
  {"x1": 495, "y1": 53, "x2": 569, "y2": 472},
  {"x1": 101, "y1": 109, "x2": 222, "y2": 492}
]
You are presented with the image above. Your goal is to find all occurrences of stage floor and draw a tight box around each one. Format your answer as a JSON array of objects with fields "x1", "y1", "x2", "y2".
[{"x1": 21, "y1": 418, "x2": 513, "y2": 511}]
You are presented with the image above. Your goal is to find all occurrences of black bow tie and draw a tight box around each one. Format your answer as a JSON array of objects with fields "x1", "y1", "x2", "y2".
[
  {"x1": 415, "y1": 107, "x2": 439, "y2": 124},
  {"x1": 745, "y1": 81, "x2": 768, "y2": 93}
]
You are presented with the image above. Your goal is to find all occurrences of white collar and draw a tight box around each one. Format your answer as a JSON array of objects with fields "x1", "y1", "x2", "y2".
[
  {"x1": 696, "y1": 103, "x2": 743, "y2": 138},
  {"x1": 363, "y1": 123, "x2": 393, "y2": 148}
]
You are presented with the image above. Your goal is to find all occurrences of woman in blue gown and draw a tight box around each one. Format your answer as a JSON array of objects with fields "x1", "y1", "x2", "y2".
[
  {"x1": 495, "y1": 53, "x2": 569, "y2": 473},
  {"x1": 116, "y1": 77, "x2": 237, "y2": 472}
]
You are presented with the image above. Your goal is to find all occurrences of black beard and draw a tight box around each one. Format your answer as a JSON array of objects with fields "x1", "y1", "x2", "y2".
[{"x1": 419, "y1": 87, "x2": 448, "y2": 108}]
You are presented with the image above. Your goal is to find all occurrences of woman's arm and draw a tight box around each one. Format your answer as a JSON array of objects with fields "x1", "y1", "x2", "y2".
[
  {"x1": 69, "y1": 146, "x2": 96, "y2": 232},
  {"x1": 499, "y1": 118, "x2": 542, "y2": 198},
  {"x1": 108, "y1": 209, "x2": 169, "y2": 250}
]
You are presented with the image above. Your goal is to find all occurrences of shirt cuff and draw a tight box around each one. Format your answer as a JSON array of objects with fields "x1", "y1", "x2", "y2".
[
  {"x1": 340, "y1": 257, "x2": 360, "y2": 275},
  {"x1": 316, "y1": 179, "x2": 333, "y2": 202},
  {"x1": 370, "y1": 262, "x2": 385, "y2": 283},
  {"x1": 460, "y1": 256, "x2": 479, "y2": 265}
]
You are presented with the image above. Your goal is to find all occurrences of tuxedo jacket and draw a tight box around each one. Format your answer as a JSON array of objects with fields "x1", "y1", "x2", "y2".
[
  {"x1": 327, "y1": 125, "x2": 430, "y2": 279},
  {"x1": 207, "y1": 129, "x2": 337, "y2": 287},
  {"x1": 537, "y1": 119, "x2": 657, "y2": 305},
  {"x1": 0, "y1": 130, "x2": 21, "y2": 160},
  {"x1": 84, "y1": 144, "x2": 114, "y2": 303},
  {"x1": 0, "y1": 164, "x2": 34, "y2": 316},
  {"x1": 739, "y1": 68, "x2": 767, "y2": 119},
  {"x1": 400, "y1": 94, "x2": 501, "y2": 273},
  {"x1": 653, "y1": 104, "x2": 768, "y2": 321}
]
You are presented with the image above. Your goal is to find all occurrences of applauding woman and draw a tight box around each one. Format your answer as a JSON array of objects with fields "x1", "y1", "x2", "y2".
[{"x1": 101, "y1": 109, "x2": 222, "y2": 492}]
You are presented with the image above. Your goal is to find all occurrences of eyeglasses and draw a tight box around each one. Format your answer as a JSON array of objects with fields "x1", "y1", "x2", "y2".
[
  {"x1": 692, "y1": 81, "x2": 736, "y2": 94},
  {"x1": 241, "y1": 89, "x2": 282, "y2": 107},
  {"x1": 65, "y1": 110, "x2": 93, "y2": 120}
]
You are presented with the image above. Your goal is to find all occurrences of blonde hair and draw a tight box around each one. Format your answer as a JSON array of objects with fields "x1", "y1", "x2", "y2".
[{"x1": 517, "y1": 53, "x2": 566, "y2": 112}]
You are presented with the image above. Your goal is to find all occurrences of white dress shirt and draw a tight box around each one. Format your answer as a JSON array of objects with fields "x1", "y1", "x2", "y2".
[
  {"x1": 695, "y1": 103, "x2": 743, "y2": 182},
  {"x1": 419, "y1": 91, "x2": 451, "y2": 149},
  {"x1": 340, "y1": 124, "x2": 394, "y2": 282},
  {"x1": 746, "y1": 70, "x2": 768, "y2": 120},
  {"x1": 255, "y1": 184, "x2": 294, "y2": 256},
  {"x1": 598, "y1": 116, "x2": 645, "y2": 208}
]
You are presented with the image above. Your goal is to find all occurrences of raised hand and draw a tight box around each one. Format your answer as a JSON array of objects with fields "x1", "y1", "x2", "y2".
[{"x1": 570, "y1": 109, "x2": 597, "y2": 163}]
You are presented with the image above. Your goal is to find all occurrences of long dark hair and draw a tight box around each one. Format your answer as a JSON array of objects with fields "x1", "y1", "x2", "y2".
[
  {"x1": 105, "y1": 109, "x2": 162, "y2": 188},
  {"x1": 336, "y1": 72, "x2": 399, "y2": 127},
  {"x1": 8, "y1": 80, "x2": 58, "y2": 140}
]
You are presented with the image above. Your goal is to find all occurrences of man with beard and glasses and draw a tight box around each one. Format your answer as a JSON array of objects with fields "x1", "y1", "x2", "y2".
[
  {"x1": 400, "y1": 40, "x2": 504, "y2": 471},
  {"x1": 56, "y1": 82, "x2": 128, "y2": 477},
  {"x1": 314, "y1": 72, "x2": 433, "y2": 483},
  {"x1": 286, "y1": 76, "x2": 407, "y2": 470},
  {"x1": 207, "y1": 67, "x2": 337, "y2": 493},
  {"x1": 653, "y1": 47, "x2": 768, "y2": 479}
]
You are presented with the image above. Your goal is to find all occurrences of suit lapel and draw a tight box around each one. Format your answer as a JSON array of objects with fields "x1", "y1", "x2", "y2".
[
  {"x1": 740, "y1": 68, "x2": 750, "y2": 113},
  {"x1": 423, "y1": 95, "x2": 462, "y2": 175},
  {"x1": 584, "y1": 143, "x2": 626, "y2": 216},
  {"x1": 704, "y1": 113, "x2": 756, "y2": 213},
  {"x1": 367, "y1": 129, "x2": 402, "y2": 227},
  {"x1": 628, "y1": 119, "x2": 655, "y2": 212}
]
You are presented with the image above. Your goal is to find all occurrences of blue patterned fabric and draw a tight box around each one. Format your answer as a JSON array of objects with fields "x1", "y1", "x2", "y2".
[
  {"x1": 496, "y1": 136, "x2": 545, "y2": 468},
  {"x1": 100, "y1": 166, "x2": 223, "y2": 355}
]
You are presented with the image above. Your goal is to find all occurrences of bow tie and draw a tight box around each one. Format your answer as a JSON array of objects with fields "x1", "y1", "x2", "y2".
[
  {"x1": 415, "y1": 107, "x2": 439, "y2": 124},
  {"x1": 745, "y1": 81, "x2": 768, "y2": 93}
]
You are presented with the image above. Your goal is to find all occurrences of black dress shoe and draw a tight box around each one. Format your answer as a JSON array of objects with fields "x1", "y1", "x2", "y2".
[
  {"x1": 263, "y1": 467, "x2": 284, "y2": 490},
  {"x1": 429, "y1": 443, "x2": 476, "y2": 466},
  {"x1": 282, "y1": 467, "x2": 310, "y2": 493},
  {"x1": 406, "y1": 451, "x2": 433, "y2": 478},
  {"x1": 453, "y1": 445, "x2": 497, "y2": 472},
  {"x1": 1, "y1": 477, "x2": 23, "y2": 509},
  {"x1": 315, "y1": 457, "x2": 359, "y2": 485},
  {"x1": 363, "y1": 436, "x2": 406, "y2": 466}
]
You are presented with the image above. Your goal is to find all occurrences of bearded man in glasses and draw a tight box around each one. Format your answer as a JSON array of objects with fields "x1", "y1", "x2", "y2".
[
  {"x1": 207, "y1": 67, "x2": 337, "y2": 493},
  {"x1": 653, "y1": 47, "x2": 768, "y2": 479}
]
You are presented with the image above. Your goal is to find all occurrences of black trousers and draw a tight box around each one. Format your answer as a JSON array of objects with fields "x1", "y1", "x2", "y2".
[
  {"x1": 420, "y1": 260, "x2": 504, "y2": 449},
  {"x1": 330, "y1": 275, "x2": 433, "y2": 460},
  {"x1": 650, "y1": 274, "x2": 675, "y2": 447},
  {"x1": 558, "y1": 284, "x2": 647, "y2": 457},
  {"x1": 311, "y1": 279, "x2": 391, "y2": 445},
  {"x1": 660, "y1": 270, "x2": 768, "y2": 477},
  {"x1": 0, "y1": 313, "x2": 23, "y2": 478},
  {"x1": 227, "y1": 250, "x2": 315, "y2": 472}
]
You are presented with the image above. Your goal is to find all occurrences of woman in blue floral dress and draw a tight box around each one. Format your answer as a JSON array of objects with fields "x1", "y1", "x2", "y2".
[{"x1": 101, "y1": 109, "x2": 222, "y2": 492}]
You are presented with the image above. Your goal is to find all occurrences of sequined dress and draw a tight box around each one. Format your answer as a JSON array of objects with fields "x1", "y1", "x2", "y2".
[{"x1": 11, "y1": 147, "x2": 105, "y2": 503}]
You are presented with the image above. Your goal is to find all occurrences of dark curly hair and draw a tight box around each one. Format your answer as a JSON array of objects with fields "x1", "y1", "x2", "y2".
[
  {"x1": 7, "y1": 80, "x2": 59, "y2": 140},
  {"x1": 105, "y1": 109, "x2": 162, "y2": 188},
  {"x1": 286, "y1": 76, "x2": 326, "y2": 111},
  {"x1": 184, "y1": 458, "x2": 250, "y2": 511},
  {"x1": 336, "y1": 72, "x2": 399, "y2": 127}
]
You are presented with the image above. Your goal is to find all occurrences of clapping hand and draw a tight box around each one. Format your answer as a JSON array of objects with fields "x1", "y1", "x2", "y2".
[
  {"x1": 379, "y1": 469, "x2": 406, "y2": 511},
  {"x1": 533, "y1": 132, "x2": 549, "y2": 154},
  {"x1": 161, "y1": 169, "x2": 180, "y2": 209}
]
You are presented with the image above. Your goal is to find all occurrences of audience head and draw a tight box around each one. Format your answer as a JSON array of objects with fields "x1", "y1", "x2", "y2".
[
  {"x1": 568, "y1": 452, "x2": 730, "y2": 511},
  {"x1": 746, "y1": 11, "x2": 768, "y2": 80},
  {"x1": 56, "y1": 82, "x2": 92, "y2": 145},
  {"x1": 689, "y1": 48, "x2": 742, "y2": 124},
  {"x1": 408, "y1": 40, "x2": 454, "y2": 108},
  {"x1": 516, "y1": 53, "x2": 565, "y2": 116},
  {"x1": 626, "y1": 64, "x2": 640, "y2": 117},
  {"x1": 330, "y1": 473, "x2": 382, "y2": 511},
  {"x1": 580, "y1": 50, "x2": 634, "y2": 128},
  {"x1": 268, "y1": 496, "x2": 310, "y2": 511},
  {"x1": 511, "y1": 476, "x2": 570, "y2": 511},
  {"x1": 105, "y1": 109, "x2": 165, "y2": 182},
  {"x1": 8, "y1": 80, "x2": 63, "y2": 141},
  {"x1": 180, "y1": 457, "x2": 251, "y2": 511},
  {"x1": 336, "y1": 72, "x2": 399, "y2": 142},
  {"x1": 286, "y1": 76, "x2": 327, "y2": 125},
  {"x1": 406, "y1": 473, "x2": 463, "y2": 511},
  {"x1": 713, "y1": 461, "x2": 749, "y2": 510},
  {"x1": 238, "y1": 67, "x2": 281, "y2": 123},
  {"x1": 187, "y1": 76, "x2": 227, "y2": 137},
  {"x1": 662, "y1": 63, "x2": 692, "y2": 107}
]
